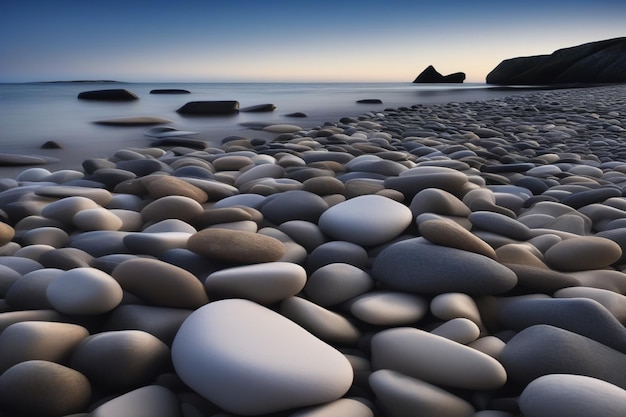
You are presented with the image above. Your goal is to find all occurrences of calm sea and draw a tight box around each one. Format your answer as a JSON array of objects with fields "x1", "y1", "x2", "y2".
[{"x1": 0, "y1": 82, "x2": 532, "y2": 164}]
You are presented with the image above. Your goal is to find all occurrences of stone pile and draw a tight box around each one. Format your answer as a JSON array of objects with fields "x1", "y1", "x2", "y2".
[{"x1": 1, "y1": 85, "x2": 626, "y2": 417}]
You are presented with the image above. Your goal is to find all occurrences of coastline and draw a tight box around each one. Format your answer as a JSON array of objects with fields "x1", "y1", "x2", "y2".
[{"x1": 1, "y1": 84, "x2": 626, "y2": 415}]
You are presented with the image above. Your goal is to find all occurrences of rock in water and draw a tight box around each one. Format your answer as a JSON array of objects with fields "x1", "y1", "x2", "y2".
[
  {"x1": 171, "y1": 299, "x2": 353, "y2": 415},
  {"x1": 176, "y1": 101, "x2": 239, "y2": 115},
  {"x1": 77, "y1": 89, "x2": 138, "y2": 101},
  {"x1": 413, "y1": 65, "x2": 465, "y2": 83}
]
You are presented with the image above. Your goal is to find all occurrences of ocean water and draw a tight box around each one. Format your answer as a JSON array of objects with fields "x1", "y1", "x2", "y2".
[{"x1": 0, "y1": 82, "x2": 532, "y2": 165}]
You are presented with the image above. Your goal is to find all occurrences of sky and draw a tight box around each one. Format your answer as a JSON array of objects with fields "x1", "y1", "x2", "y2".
[{"x1": 1, "y1": 0, "x2": 625, "y2": 83}]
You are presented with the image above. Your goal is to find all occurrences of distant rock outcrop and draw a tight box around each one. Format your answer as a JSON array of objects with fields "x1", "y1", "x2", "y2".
[
  {"x1": 177, "y1": 101, "x2": 240, "y2": 115},
  {"x1": 413, "y1": 66, "x2": 465, "y2": 83},
  {"x1": 486, "y1": 37, "x2": 626, "y2": 85},
  {"x1": 77, "y1": 89, "x2": 138, "y2": 101}
]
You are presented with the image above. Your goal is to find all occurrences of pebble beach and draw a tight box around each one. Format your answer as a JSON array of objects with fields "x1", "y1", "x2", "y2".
[{"x1": 1, "y1": 84, "x2": 626, "y2": 416}]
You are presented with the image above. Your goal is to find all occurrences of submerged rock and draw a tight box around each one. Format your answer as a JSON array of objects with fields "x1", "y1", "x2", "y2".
[{"x1": 77, "y1": 89, "x2": 138, "y2": 101}]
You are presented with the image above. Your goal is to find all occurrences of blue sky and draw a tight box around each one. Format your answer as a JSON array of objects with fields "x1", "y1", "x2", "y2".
[{"x1": 1, "y1": 0, "x2": 624, "y2": 83}]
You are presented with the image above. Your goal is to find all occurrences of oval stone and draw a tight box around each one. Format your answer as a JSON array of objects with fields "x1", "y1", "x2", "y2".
[
  {"x1": 88, "y1": 385, "x2": 182, "y2": 417},
  {"x1": 369, "y1": 369, "x2": 475, "y2": 417},
  {"x1": 187, "y1": 228, "x2": 285, "y2": 264},
  {"x1": 349, "y1": 291, "x2": 428, "y2": 326},
  {"x1": 204, "y1": 262, "x2": 306, "y2": 305},
  {"x1": 112, "y1": 258, "x2": 208, "y2": 309},
  {"x1": 520, "y1": 374, "x2": 626, "y2": 417},
  {"x1": 46, "y1": 267, "x2": 123, "y2": 315},
  {"x1": 372, "y1": 238, "x2": 517, "y2": 295},
  {"x1": 318, "y1": 195, "x2": 412, "y2": 246},
  {"x1": 0, "y1": 360, "x2": 91, "y2": 417},
  {"x1": 544, "y1": 236, "x2": 622, "y2": 271},
  {"x1": 171, "y1": 299, "x2": 353, "y2": 415},
  {"x1": 371, "y1": 327, "x2": 507, "y2": 390}
]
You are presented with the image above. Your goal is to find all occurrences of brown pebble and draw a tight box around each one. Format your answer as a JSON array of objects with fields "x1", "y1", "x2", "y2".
[{"x1": 187, "y1": 228, "x2": 285, "y2": 264}]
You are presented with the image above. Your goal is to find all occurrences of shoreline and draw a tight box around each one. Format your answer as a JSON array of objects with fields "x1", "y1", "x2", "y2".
[{"x1": 1, "y1": 84, "x2": 626, "y2": 415}]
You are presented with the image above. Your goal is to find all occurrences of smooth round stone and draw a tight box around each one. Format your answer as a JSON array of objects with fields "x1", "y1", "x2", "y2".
[
  {"x1": 567, "y1": 269, "x2": 626, "y2": 293},
  {"x1": 279, "y1": 296, "x2": 361, "y2": 344},
  {"x1": 384, "y1": 166, "x2": 469, "y2": 199},
  {"x1": 112, "y1": 258, "x2": 208, "y2": 309},
  {"x1": 520, "y1": 374, "x2": 626, "y2": 417},
  {"x1": 71, "y1": 330, "x2": 170, "y2": 391},
  {"x1": 469, "y1": 211, "x2": 532, "y2": 240},
  {"x1": 20, "y1": 226, "x2": 69, "y2": 247},
  {"x1": 0, "y1": 264, "x2": 23, "y2": 297},
  {"x1": 289, "y1": 398, "x2": 374, "y2": 417},
  {"x1": 544, "y1": 236, "x2": 622, "y2": 271},
  {"x1": 495, "y1": 243, "x2": 547, "y2": 268},
  {"x1": 349, "y1": 291, "x2": 428, "y2": 326},
  {"x1": 504, "y1": 263, "x2": 580, "y2": 293},
  {"x1": 69, "y1": 230, "x2": 130, "y2": 257},
  {"x1": 182, "y1": 178, "x2": 239, "y2": 201},
  {"x1": 371, "y1": 327, "x2": 507, "y2": 390},
  {"x1": 33, "y1": 185, "x2": 113, "y2": 206},
  {"x1": 278, "y1": 220, "x2": 327, "y2": 252},
  {"x1": 318, "y1": 195, "x2": 412, "y2": 247},
  {"x1": 171, "y1": 299, "x2": 353, "y2": 415},
  {"x1": 14, "y1": 167, "x2": 52, "y2": 181},
  {"x1": 141, "y1": 175, "x2": 208, "y2": 203},
  {"x1": 123, "y1": 231, "x2": 191, "y2": 256},
  {"x1": 234, "y1": 163, "x2": 285, "y2": 188},
  {"x1": 104, "y1": 305, "x2": 192, "y2": 345},
  {"x1": 372, "y1": 238, "x2": 517, "y2": 295},
  {"x1": 419, "y1": 219, "x2": 496, "y2": 258},
  {"x1": 141, "y1": 195, "x2": 204, "y2": 223},
  {"x1": 40, "y1": 196, "x2": 101, "y2": 224},
  {"x1": 204, "y1": 262, "x2": 306, "y2": 304},
  {"x1": 431, "y1": 318, "x2": 481, "y2": 344},
  {"x1": 430, "y1": 292, "x2": 484, "y2": 327},
  {"x1": 106, "y1": 193, "x2": 145, "y2": 210},
  {"x1": 212, "y1": 193, "x2": 267, "y2": 209},
  {"x1": 5, "y1": 268, "x2": 64, "y2": 310},
  {"x1": 369, "y1": 369, "x2": 475, "y2": 417},
  {"x1": 554, "y1": 286, "x2": 626, "y2": 324},
  {"x1": 306, "y1": 240, "x2": 369, "y2": 271},
  {"x1": 38, "y1": 247, "x2": 94, "y2": 270},
  {"x1": 561, "y1": 187, "x2": 622, "y2": 209},
  {"x1": 0, "y1": 360, "x2": 91, "y2": 417},
  {"x1": 409, "y1": 188, "x2": 471, "y2": 218},
  {"x1": 497, "y1": 297, "x2": 626, "y2": 353},
  {"x1": 0, "y1": 221, "x2": 15, "y2": 245},
  {"x1": 73, "y1": 207, "x2": 123, "y2": 231},
  {"x1": 46, "y1": 267, "x2": 123, "y2": 315},
  {"x1": 263, "y1": 124, "x2": 303, "y2": 133},
  {"x1": 9, "y1": 243, "x2": 53, "y2": 262},
  {"x1": 110, "y1": 209, "x2": 143, "y2": 231},
  {"x1": 88, "y1": 385, "x2": 182, "y2": 417},
  {"x1": 192, "y1": 207, "x2": 255, "y2": 228},
  {"x1": 88, "y1": 167, "x2": 137, "y2": 189},
  {"x1": 469, "y1": 336, "x2": 507, "y2": 360},
  {"x1": 304, "y1": 263, "x2": 374, "y2": 307},
  {"x1": 0, "y1": 321, "x2": 89, "y2": 374},
  {"x1": 212, "y1": 155, "x2": 254, "y2": 171},
  {"x1": 302, "y1": 176, "x2": 346, "y2": 196},
  {"x1": 0, "y1": 255, "x2": 43, "y2": 274},
  {"x1": 260, "y1": 190, "x2": 329, "y2": 224},
  {"x1": 500, "y1": 324, "x2": 626, "y2": 389},
  {"x1": 187, "y1": 228, "x2": 285, "y2": 264}
]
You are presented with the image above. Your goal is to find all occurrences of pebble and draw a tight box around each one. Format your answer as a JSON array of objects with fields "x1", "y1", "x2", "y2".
[
  {"x1": 171, "y1": 299, "x2": 353, "y2": 415},
  {"x1": 187, "y1": 228, "x2": 286, "y2": 264}
]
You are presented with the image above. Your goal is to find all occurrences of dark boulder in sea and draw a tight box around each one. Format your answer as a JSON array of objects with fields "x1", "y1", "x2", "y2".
[
  {"x1": 357, "y1": 99, "x2": 383, "y2": 104},
  {"x1": 486, "y1": 37, "x2": 626, "y2": 85},
  {"x1": 285, "y1": 112, "x2": 307, "y2": 118},
  {"x1": 413, "y1": 65, "x2": 466, "y2": 83},
  {"x1": 77, "y1": 89, "x2": 139, "y2": 101},
  {"x1": 41, "y1": 141, "x2": 63, "y2": 149},
  {"x1": 239, "y1": 103, "x2": 277, "y2": 112},
  {"x1": 177, "y1": 101, "x2": 240, "y2": 115},
  {"x1": 150, "y1": 89, "x2": 191, "y2": 94}
]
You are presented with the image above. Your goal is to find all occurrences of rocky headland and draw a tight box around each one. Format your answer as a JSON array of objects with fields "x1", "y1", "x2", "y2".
[
  {"x1": 487, "y1": 37, "x2": 626, "y2": 85},
  {"x1": 1, "y1": 85, "x2": 626, "y2": 416},
  {"x1": 413, "y1": 65, "x2": 466, "y2": 83}
]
